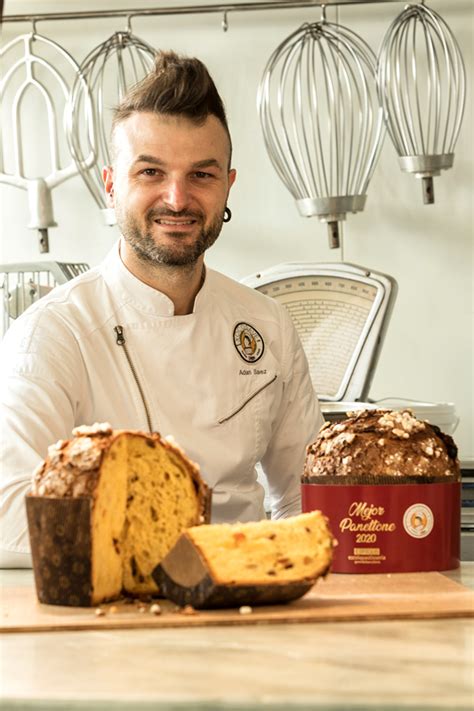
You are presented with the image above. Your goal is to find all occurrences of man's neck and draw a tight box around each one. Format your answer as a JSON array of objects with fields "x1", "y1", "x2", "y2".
[{"x1": 119, "y1": 240, "x2": 205, "y2": 315}]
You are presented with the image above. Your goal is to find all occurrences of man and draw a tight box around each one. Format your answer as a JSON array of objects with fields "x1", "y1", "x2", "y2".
[{"x1": 0, "y1": 51, "x2": 323, "y2": 567}]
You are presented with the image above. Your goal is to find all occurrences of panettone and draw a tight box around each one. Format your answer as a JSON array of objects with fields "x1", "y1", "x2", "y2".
[
  {"x1": 153, "y1": 511, "x2": 334, "y2": 608},
  {"x1": 303, "y1": 409, "x2": 460, "y2": 484},
  {"x1": 27, "y1": 423, "x2": 210, "y2": 605}
]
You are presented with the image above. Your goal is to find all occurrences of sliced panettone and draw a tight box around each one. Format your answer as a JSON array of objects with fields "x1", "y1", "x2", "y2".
[
  {"x1": 152, "y1": 511, "x2": 334, "y2": 609},
  {"x1": 27, "y1": 424, "x2": 210, "y2": 606}
]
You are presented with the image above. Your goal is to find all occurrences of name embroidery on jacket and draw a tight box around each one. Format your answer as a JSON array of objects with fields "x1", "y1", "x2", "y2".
[{"x1": 239, "y1": 368, "x2": 267, "y2": 376}]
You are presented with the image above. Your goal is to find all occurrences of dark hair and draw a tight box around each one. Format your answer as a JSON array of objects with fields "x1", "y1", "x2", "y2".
[{"x1": 112, "y1": 50, "x2": 232, "y2": 162}]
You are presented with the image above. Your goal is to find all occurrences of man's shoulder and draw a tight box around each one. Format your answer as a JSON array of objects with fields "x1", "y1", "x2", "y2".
[{"x1": 207, "y1": 268, "x2": 284, "y2": 320}]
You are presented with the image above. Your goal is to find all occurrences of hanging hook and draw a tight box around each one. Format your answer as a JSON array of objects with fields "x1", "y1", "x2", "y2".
[
  {"x1": 126, "y1": 14, "x2": 133, "y2": 34},
  {"x1": 320, "y1": 4, "x2": 327, "y2": 23},
  {"x1": 31, "y1": 17, "x2": 38, "y2": 36},
  {"x1": 222, "y1": 11, "x2": 229, "y2": 33}
]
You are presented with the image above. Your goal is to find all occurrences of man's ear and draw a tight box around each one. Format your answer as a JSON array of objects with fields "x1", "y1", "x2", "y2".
[
  {"x1": 228, "y1": 168, "x2": 237, "y2": 191},
  {"x1": 103, "y1": 166, "x2": 115, "y2": 206}
]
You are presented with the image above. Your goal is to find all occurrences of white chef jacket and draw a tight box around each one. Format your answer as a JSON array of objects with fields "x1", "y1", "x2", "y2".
[{"x1": 0, "y1": 241, "x2": 323, "y2": 566}]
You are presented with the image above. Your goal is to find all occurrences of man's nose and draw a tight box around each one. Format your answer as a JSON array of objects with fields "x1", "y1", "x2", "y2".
[{"x1": 161, "y1": 177, "x2": 190, "y2": 212}]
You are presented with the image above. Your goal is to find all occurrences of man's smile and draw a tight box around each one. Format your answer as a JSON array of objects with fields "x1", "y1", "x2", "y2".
[
  {"x1": 154, "y1": 217, "x2": 198, "y2": 230},
  {"x1": 155, "y1": 218, "x2": 196, "y2": 226},
  {"x1": 148, "y1": 209, "x2": 203, "y2": 232}
]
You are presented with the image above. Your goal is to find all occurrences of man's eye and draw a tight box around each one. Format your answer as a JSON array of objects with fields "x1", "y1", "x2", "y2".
[
  {"x1": 194, "y1": 171, "x2": 213, "y2": 179},
  {"x1": 142, "y1": 168, "x2": 159, "y2": 177}
]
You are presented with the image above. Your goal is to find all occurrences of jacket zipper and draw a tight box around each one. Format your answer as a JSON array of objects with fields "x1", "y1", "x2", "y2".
[
  {"x1": 114, "y1": 325, "x2": 154, "y2": 433},
  {"x1": 218, "y1": 374, "x2": 278, "y2": 424}
]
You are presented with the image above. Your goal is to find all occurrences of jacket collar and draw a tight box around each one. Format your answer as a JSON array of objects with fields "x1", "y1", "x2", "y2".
[{"x1": 101, "y1": 239, "x2": 210, "y2": 317}]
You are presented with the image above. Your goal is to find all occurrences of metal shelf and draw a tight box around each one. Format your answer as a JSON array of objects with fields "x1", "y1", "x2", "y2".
[{"x1": 2, "y1": 1, "x2": 402, "y2": 25}]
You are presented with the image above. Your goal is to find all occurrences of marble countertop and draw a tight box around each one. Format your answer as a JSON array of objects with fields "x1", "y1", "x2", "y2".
[{"x1": 1, "y1": 566, "x2": 473, "y2": 711}]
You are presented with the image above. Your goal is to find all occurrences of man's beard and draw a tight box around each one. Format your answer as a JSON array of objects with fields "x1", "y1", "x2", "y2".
[{"x1": 117, "y1": 206, "x2": 224, "y2": 267}]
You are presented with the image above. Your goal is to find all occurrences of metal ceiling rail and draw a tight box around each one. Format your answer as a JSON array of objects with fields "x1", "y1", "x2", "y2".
[{"x1": 2, "y1": 0, "x2": 401, "y2": 25}]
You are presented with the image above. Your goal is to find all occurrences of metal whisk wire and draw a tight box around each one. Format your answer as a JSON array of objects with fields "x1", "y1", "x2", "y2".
[
  {"x1": 259, "y1": 20, "x2": 384, "y2": 248},
  {"x1": 66, "y1": 29, "x2": 156, "y2": 224},
  {"x1": 377, "y1": 3, "x2": 466, "y2": 204}
]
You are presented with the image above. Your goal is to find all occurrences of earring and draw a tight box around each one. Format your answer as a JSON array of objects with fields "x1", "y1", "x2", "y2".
[{"x1": 223, "y1": 207, "x2": 232, "y2": 223}]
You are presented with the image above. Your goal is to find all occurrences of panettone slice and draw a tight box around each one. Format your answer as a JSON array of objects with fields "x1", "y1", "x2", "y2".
[{"x1": 152, "y1": 511, "x2": 334, "y2": 609}]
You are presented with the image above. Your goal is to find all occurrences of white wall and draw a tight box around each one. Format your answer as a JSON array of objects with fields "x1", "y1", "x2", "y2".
[{"x1": 1, "y1": 0, "x2": 473, "y2": 459}]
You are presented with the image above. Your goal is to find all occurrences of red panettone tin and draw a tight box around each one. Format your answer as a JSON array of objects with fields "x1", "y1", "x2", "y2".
[{"x1": 302, "y1": 478, "x2": 461, "y2": 573}]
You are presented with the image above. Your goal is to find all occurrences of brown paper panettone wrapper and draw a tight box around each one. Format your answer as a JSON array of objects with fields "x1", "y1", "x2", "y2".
[{"x1": 26, "y1": 496, "x2": 95, "y2": 606}]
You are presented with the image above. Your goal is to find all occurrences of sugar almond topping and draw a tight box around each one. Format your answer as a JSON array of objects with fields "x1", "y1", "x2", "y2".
[
  {"x1": 31, "y1": 424, "x2": 114, "y2": 496},
  {"x1": 72, "y1": 422, "x2": 113, "y2": 437},
  {"x1": 303, "y1": 408, "x2": 459, "y2": 480}
]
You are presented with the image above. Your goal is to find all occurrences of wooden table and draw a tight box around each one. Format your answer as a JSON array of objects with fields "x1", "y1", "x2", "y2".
[{"x1": 1, "y1": 565, "x2": 473, "y2": 711}]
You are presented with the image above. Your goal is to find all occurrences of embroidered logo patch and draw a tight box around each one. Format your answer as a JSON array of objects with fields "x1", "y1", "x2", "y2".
[{"x1": 233, "y1": 323, "x2": 264, "y2": 363}]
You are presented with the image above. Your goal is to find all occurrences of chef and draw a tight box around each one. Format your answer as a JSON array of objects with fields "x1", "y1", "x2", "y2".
[{"x1": 0, "y1": 50, "x2": 323, "y2": 567}]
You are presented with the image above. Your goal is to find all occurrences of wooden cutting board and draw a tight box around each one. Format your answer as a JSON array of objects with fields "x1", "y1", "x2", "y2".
[{"x1": 1, "y1": 572, "x2": 473, "y2": 633}]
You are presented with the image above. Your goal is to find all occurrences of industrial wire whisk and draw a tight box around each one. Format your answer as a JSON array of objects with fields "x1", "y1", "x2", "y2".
[
  {"x1": 377, "y1": 2, "x2": 466, "y2": 204},
  {"x1": 66, "y1": 28, "x2": 156, "y2": 225},
  {"x1": 258, "y1": 18, "x2": 384, "y2": 249},
  {"x1": 0, "y1": 31, "x2": 93, "y2": 252}
]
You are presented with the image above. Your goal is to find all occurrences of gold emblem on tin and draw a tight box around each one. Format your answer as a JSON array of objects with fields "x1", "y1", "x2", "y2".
[{"x1": 403, "y1": 503, "x2": 434, "y2": 539}]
